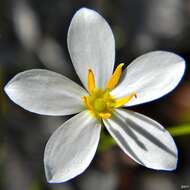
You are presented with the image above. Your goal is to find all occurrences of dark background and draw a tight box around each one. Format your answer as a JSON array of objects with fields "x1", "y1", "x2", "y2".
[{"x1": 0, "y1": 0, "x2": 190, "y2": 189}]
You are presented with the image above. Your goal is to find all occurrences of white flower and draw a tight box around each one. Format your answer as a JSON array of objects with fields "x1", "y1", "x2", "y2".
[{"x1": 4, "y1": 8, "x2": 185, "y2": 183}]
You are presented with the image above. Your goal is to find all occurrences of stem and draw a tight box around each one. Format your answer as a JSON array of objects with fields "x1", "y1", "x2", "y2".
[{"x1": 167, "y1": 124, "x2": 190, "y2": 137}]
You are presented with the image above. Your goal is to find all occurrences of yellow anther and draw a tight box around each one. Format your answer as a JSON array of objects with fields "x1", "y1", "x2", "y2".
[
  {"x1": 88, "y1": 69, "x2": 96, "y2": 93},
  {"x1": 106, "y1": 63, "x2": 124, "y2": 90},
  {"x1": 99, "y1": 112, "x2": 112, "y2": 119},
  {"x1": 114, "y1": 92, "x2": 137, "y2": 108}
]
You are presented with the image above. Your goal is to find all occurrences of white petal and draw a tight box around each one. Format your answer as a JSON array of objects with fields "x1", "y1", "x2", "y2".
[
  {"x1": 103, "y1": 109, "x2": 178, "y2": 170},
  {"x1": 111, "y1": 51, "x2": 185, "y2": 106},
  {"x1": 13, "y1": 0, "x2": 41, "y2": 50},
  {"x1": 44, "y1": 111, "x2": 101, "y2": 183},
  {"x1": 67, "y1": 8, "x2": 115, "y2": 89},
  {"x1": 4, "y1": 69, "x2": 87, "y2": 116}
]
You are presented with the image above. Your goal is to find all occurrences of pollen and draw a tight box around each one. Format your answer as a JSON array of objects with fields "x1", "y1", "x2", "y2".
[{"x1": 82, "y1": 65, "x2": 136, "y2": 120}]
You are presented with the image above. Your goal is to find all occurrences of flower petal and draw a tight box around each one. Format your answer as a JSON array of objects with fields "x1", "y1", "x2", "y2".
[
  {"x1": 67, "y1": 8, "x2": 115, "y2": 89},
  {"x1": 44, "y1": 111, "x2": 101, "y2": 183},
  {"x1": 103, "y1": 109, "x2": 178, "y2": 170},
  {"x1": 4, "y1": 69, "x2": 87, "y2": 116},
  {"x1": 111, "y1": 51, "x2": 185, "y2": 106}
]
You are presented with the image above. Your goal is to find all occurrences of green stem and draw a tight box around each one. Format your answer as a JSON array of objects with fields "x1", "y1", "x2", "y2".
[{"x1": 167, "y1": 124, "x2": 190, "y2": 137}]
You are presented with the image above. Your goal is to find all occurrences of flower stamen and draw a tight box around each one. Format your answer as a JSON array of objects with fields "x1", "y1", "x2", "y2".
[
  {"x1": 87, "y1": 69, "x2": 96, "y2": 93},
  {"x1": 114, "y1": 92, "x2": 137, "y2": 108},
  {"x1": 83, "y1": 66, "x2": 136, "y2": 120},
  {"x1": 82, "y1": 96, "x2": 93, "y2": 110},
  {"x1": 99, "y1": 112, "x2": 112, "y2": 119},
  {"x1": 106, "y1": 63, "x2": 124, "y2": 90}
]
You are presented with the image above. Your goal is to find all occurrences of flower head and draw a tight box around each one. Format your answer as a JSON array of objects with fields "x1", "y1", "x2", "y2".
[{"x1": 4, "y1": 8, "x2": 185, "y2": 183}]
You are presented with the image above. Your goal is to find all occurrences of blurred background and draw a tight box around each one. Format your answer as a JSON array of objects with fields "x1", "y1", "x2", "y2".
[{"x1": 0, "y1": 0, "x2": 190, "y2": 189}]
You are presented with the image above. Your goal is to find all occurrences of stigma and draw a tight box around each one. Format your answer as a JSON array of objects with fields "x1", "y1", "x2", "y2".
[{"x1": 82, "y1": 64, "x2": 136, "y2": 120}]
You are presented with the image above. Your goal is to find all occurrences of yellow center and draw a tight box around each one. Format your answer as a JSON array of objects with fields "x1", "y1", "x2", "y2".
[
  {"x1": 82, "y1": 64, "x2": 136, "y2": 120},
  {"x1": 94, "y1": 98, "x2": 106, "y2": 112}
]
